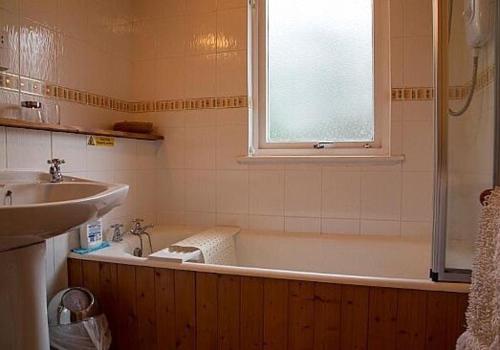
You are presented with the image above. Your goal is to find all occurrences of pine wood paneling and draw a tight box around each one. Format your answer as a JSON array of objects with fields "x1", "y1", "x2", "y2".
[
  {"x1": 340, "y1": 285, "x2": 370, "y2": 350},
  {"x1": 196, "y1": 273, "x2": 218, "y2": 350},
  {"x1": 240, "y1": 277, "x2": 264, "y2": 350},
  {"x1": 425, "y1": 292, "x2": 462, "y2": 350},
  {"x1": 288, "y1": 281, "x2": 315, "y2": 350},
  {"x1": 70, "y1": 259, "x2": 468, "y2": 350},
  {"x1": 99, "y1": 263, "x2": 119, "y2": 350},
  {"x1": 116, "y1": 264, "x2": 138, "y2": 350},
  {"x1": 263, "y1": 279, "x2": 288, "y2": 350},
  {"x1": 396, "y1": 290, "x2": 427, "y2": 350},
  {"x1": 456, "y1": 294, "x2": 468, "y2": 336},
  {"x1": 155, "y1": 268, "x2": 176, "y2": 349},
  {"x1": 313, "y1": 283, "x2": 341, "y2": 350},
  {"x1": 175, "y1": 270, "x2": 196, "y2": 350},
  {"x1": 368, "y1": 287, "x2": 398, "y2": 350},
  {"x1": 218, "y1": 275, "x2": 241, "y2": 350},
  {"x1": 67, "y1": 258, "x2": 83, "y2": 287},
  {"x1": 81, "y1": 260, "x2": 100, "y2": 298},
  {"x1": 136, "y1": 267, "x2": 157, "y2": 350}
]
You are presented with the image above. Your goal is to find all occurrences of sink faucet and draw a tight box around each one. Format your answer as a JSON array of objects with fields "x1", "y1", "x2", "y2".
[
  {"x1": 130, "y1": 219, "x2": 154, "y2": 257},
  {"x1": 47, "y1": 159, "x2": 65, "y2": 183}
]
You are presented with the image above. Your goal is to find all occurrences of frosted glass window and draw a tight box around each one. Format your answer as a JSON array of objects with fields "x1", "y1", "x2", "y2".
[{"x1": 267, "y1": 0, "x2": 374, "y2": 143}]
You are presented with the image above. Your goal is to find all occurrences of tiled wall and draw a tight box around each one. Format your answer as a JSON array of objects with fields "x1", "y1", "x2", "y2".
[
  {"x1": 0, "y1": 0, "x2": 133, "y2": 128},
  {"x1": 0, "y1": 126, "x2": 159, "y2": 297},
  {"x1": 0, "y1": 0, "x2": 438, "y2": 294},
  {"x1": 135, "y1": 0, "x2": 435, "y2": 239}
]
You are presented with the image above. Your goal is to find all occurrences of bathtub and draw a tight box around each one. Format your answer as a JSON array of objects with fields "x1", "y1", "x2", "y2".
[
  {"x1": 69, "y1": 224, "x2": 468, "y2": 292},
  {"x1": 68, "y1": 225, "x2": 470, "y2": 350}
]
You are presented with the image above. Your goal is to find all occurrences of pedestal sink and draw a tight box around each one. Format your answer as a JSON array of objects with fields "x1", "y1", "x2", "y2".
[{"x1": 0, "y1": 170, "x2": 129, "y2": 350}]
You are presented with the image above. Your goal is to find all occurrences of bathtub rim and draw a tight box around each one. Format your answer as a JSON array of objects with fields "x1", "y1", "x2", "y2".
[{"x1": 68, "y1": 252, "x2": 469, "y2": 294}]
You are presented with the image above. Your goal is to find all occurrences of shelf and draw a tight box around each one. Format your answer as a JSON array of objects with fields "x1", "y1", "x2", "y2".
[{"x1": 0, "y1": 118, "x2": 164, "y2": 141}]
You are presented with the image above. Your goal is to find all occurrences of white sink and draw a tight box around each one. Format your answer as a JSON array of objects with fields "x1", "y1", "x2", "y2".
[{"x1": 0, "y1": 171, "x2": 129, "y2": 251}]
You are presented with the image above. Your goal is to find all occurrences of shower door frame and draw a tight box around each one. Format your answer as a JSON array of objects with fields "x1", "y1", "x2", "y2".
[{"x1": 431, "y1": 0, "x2": 499, "y2": 282}]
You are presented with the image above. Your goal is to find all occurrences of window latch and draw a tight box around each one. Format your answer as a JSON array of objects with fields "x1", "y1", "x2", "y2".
[{"x1": 313, "y1": 142, "x2": 334, "y2": 149}]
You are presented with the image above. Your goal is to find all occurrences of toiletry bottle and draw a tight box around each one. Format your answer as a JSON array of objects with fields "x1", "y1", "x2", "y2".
[{"x1": 80, "y1": 219, "x2": 104, "y2": 249}]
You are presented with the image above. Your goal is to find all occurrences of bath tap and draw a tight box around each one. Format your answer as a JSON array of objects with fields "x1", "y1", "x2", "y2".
[
  {"x1": 110, "y1": 223, "x2": 124, "y2": 242},
  {"x1": 47, "y1": 158, "x2": 65, "y2": 183},
  {"x1": 130, "y1": 219, "x2": 153, "y2": 257}
]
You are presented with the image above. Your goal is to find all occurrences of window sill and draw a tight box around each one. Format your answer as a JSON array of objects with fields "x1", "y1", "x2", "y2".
[{"x1": 237, "y1": 155, "x2": 405, "y2": 165}]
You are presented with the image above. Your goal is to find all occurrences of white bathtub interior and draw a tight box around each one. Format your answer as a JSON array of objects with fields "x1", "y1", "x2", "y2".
[{"x1": 83, "y1": 225, "x2": 431, "y2": 280}]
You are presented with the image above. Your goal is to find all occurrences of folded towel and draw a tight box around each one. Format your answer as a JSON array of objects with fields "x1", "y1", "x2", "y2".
[
  {"x1": 72, "y1": 241, "x2": 110, "y2": 255},
  {"x1": 170, "y1": 226, "x2": 239, "y2": 265},
  {"x1": 457, "y1": 187, "x2": 500, "y2": 350}
]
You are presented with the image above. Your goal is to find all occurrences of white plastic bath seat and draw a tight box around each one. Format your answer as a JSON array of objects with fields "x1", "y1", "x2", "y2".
[{"x1": 148, "y1": 226, "x2": 240, "y2": 264}]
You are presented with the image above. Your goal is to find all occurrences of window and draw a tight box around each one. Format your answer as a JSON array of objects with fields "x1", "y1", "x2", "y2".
[{"x1": 248, "y1": 0, "x2": 391, "y2": 157}]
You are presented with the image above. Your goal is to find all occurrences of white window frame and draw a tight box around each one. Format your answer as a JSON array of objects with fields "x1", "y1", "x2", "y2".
[{"x1": 247, "y1": 0, "x2": 392, "y2": 158}]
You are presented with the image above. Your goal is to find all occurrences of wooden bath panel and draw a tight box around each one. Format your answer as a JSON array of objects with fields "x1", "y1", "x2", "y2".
[{"x1": 67, "y1": 258, "x2": 468, "y2": 350}]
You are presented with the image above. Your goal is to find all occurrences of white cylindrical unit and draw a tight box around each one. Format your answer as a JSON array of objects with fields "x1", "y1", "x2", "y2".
[{"x1": 0, "y1": 242, "x2": 49, "y2": 350}]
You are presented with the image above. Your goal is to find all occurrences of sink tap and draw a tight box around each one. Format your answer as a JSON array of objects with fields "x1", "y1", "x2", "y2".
[
  {"x1": 110, "y1": 224, "x2": 124, "y2": 242},
  {"x1": 47, "y1": 159, "x2": 65, "y2": 183}
]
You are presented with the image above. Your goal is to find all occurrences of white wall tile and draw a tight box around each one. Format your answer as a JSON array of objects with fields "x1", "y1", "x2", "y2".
[
  {"x1": 216, "y1": 124, "x2": 248, "y2": 169},
  {"x1": 112, "y1": 170, "x2": 137, "y2": 219},
  {"x1": 135, "y1": 170, "x2": 157, "y2": 215},
  {"x1": 216, "y1": 213, "x2": 248, "y2": 228},
  {"x1": 114, "y1": 139, "x2": 137, "y2": 170},
  {"x1": 403, "y1": 0, "x2": 433, "y2": 37},
  {"x1": 157, "y1": 127, "x2": 186, "y2": 169},
  {"x1": 86, "y1": 142, "x2": 114, "y2": 171},
  {"x1": 6, "y1": 128, "x2": 51, "y2": 170},
  {"x1": 216, "y1": 8, "x2": 247, "y2": 51},
  {"x1": 216, "y1": 170, "x2": 248, "y2": 214},
  {"x1": 360, "y1": 220, "x2": 401, "y2": 236},
  {"x1": 321, "y1": 218, "x2": 360, "y2": 235},
  {"x1": 285, "y1": 169, "x2": 321, "y2": 217},
  {"x1": 361, "y1": 172, "x2": 402, "y2": 220},
  {"x1": 401, "y1": 221, "x2": 432, "y2": 240},
  {"x1": 403, "y1": 101, "x2": 433, "y2": 121},
  {"x1": 216, "y1": 50, "x2": 247, "y2": 96},
  {"x1": 401, "y1": 171, "x2": 433, "y2": 221},
  {"x1": 185, "y1": 211, "x2": 216, "y2": 227},
  {"x1": 403, "y1": 36, "x2": 433, "y2": 86},
  {"x1": 248, "y1": 215, "x2": 284, "y2": 231},
  {"x1": 157, "y1": 169, "x2": 185, "y2": 212},
  {"x1": 321, "y1": 169, "x2": 361, "y2": 219},
  {"x1": 185, "y1": 170, "x2": 216, "y2": 212},
  {"x1": 185, "y1": 127, "x2": 216, "y2": 169},
  {"x1": 184, "y1": 54, "x2": 217, "y2": 98},
  {"x1": 285, "y1": 217, "x2": 321, "y2": 233},
  {"x1": 51, "y1": 132, "x2": 86, "y2": 172},
  {"x1": 249, "y1": 170, "x2": 284, "y2": 216},
  {"x1": 136, "y1": 140, "x2": 159, "y2": 170},
  {"x1": 402, "y1": 121, "x2": 434, "y2": 171},
  {"x1": 158, "y1": 211, "x2": 185, "y2": 225}
]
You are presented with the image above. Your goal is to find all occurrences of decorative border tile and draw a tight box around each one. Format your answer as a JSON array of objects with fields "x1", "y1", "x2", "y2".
[
  {"x1": 391, "y1": 87, "x2": 434, "y2": 101},
  {"x1": 392, "y1": 64, "x2": 495, "y2": 102},
  {"x1": 0, "y1": 65, "x2": 495, "y2": 110},
  {"x1": 0, "y1": 71, "x2": 248, "y2": 113}
]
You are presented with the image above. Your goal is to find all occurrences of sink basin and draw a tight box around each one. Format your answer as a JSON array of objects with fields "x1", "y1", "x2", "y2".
[{"x1": 0, "y1": 171, "x2": 129, "y2": 251}]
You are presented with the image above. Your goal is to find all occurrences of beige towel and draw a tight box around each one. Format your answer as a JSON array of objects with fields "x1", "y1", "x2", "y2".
[
  {"x1": 457, "y1": 187, "x2": 500, "y2": 350},
  {"x1": 170, "y1": 226, "x2": 239, "y2": 265}
]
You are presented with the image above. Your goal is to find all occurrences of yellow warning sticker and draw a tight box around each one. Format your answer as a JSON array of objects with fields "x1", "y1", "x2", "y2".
[{"x1": 88, "y1": 136, "x2": 115, "y2": 147}]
